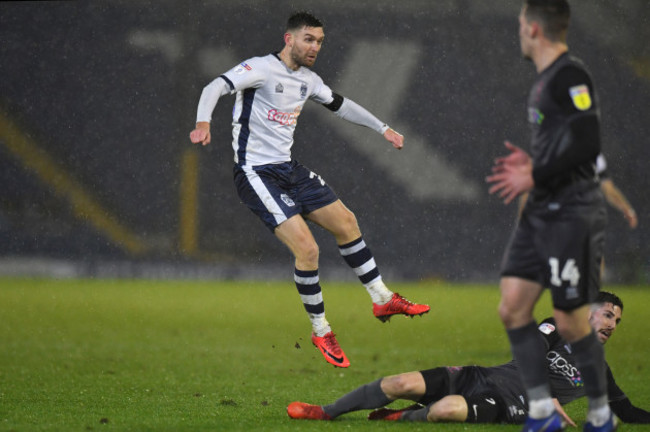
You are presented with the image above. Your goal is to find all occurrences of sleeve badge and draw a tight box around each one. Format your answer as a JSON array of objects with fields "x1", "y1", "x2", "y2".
[
  {"x1": 569, "y1": 84, "x2": 592, "y2": 111},
  {"x1": 538, "y1": 322, "x2": 556, "y2": 335}
]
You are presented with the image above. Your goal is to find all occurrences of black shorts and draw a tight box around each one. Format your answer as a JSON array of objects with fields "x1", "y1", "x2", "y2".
[
  {"x1": 233, "y1": 160, "x2": 339, "y2": 232},
  {"x1": 419, "y1": 366, "x2": 527, "y2": 424},
  {"x1": 500, "y1": 184, "x2": 607, "y2": 310}
]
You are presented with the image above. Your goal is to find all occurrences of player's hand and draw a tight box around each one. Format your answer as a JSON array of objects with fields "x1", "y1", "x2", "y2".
[
  {"x1": 190, "y1": 122, "x2": 211, "y2": 146},
  {"x1": 384, "y1": 128, "x2": 404, "y2": 150},
  {"x1": 624, "y1": 208, "x2": 638, "y2": 229},
  {"x1": 553, "y1": 398, "x2": 576, "y2": 427},
  {"x1": 495, "y1": 140, "x2": 529, "y2": 167},
  {"x1": 486, "y1": 140, "x2": 534, "y2": 205}
]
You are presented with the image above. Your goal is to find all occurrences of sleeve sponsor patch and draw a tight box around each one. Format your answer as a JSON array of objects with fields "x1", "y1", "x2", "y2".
[
  {"x1": 538, "y1": 322, "x2": 556, "y2": 335},
  {"x1": 569, "y1": 84, "x2": 592, "y2": 111},
  {"x1": 234, "y1": 62, "x2": 252, "y2": 75}
]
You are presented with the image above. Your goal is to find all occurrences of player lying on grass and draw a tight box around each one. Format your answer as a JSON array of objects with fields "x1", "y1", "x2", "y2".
[{"x1": 288, "y1": 291, "x2": 650, "y2": 425}]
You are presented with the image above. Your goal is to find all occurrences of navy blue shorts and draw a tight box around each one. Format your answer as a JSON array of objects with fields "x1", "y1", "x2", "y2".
[{"x1": 233, "y1": 160, "x2": 339, "y2": 232}]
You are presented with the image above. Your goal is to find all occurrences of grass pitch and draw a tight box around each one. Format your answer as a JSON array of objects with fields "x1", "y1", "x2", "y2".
[{"x1": 0, "y1": 278, "x2": 649, "y2": 431}]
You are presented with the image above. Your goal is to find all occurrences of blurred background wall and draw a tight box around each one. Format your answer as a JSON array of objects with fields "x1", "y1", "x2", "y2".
[{"x1": 1, "y1": 0, "x2": 648, "y2": 282}]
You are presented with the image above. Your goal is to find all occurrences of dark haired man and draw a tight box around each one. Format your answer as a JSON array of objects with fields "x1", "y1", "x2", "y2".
[
  {"x1": 287, "y1": 291, "x2": 650, "y2": 426},
  {"x1": 189, "y1": 12, "x2": 429, "y2": 369},
  {"x1": 486, "y1": 1, "x2": 614, "y2": 431}
]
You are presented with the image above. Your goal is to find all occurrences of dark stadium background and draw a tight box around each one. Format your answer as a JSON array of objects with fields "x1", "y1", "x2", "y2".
[{"x1": 1, "y1": 0, "x2": 648, "y2": 282}]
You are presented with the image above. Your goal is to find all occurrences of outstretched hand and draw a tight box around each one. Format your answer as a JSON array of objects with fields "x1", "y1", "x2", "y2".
[
  {"x1": 486, "y1": 141, "x2": 534, "y2": 205},
  {"x1": 553, "y1": 398, "x2": 577, "y2": 428},
  {"x1": 189, "y1": 122, "x2": 211, "y2": 146},
  {"x1": 384, "y1": 128, "x2": 404, "y2": 150}
]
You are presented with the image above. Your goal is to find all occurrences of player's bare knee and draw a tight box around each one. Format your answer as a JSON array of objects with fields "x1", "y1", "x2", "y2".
[
  {"x1": 295, "y1": 241, "x2": 319, "y2": 265},
  {"x1": 380, "y1": 374, "x2": 416, "y2": 399},
  {"x1": 337, "y1": 208, "x2": 359, "y2": 234},
  {"x1": 427, "y1": 398, "x2": 463, "y2": 422},
  {"x1": 498, "y1": 301, "x2": 514, "y2": 326}
]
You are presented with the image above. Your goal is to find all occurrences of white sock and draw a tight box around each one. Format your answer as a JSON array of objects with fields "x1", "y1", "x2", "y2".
[
  {"x1": 310, "y1": 315, "x2": 331, "y2": 337},
  {"x1": 364, "y1": 279, "x2": 393, "y2": 304},
  {"x1": 528, "y1": 398, "x2": 555, "y2": 419},
  {"x1": 586, "y1": 404, "x2": 611, "y2": 427}
]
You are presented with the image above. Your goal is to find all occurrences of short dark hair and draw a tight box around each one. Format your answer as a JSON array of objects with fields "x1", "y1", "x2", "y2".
[
  {"x1": 286, "y1": 11, "x2": 323, "y2": 32},
  {"x1": 594, "y1": 291, "x2": 624, "y2": 313},
  {"x1": 524, "y1": 0, "x2": 570, "y2": 41}
]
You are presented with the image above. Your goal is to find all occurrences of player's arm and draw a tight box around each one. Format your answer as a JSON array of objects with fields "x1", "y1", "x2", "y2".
[
  {"x1": 321, "y1": 92, "x2": 403, "y2": 149},
  {"x1": 532, "y1": 66, "x2": 601, "y2": 187},
  {"x1": 553, "y1": 399, "x2": 577, "y2": 427},
  {"x1": 606, "y1": 364, "x2": 650, "y2": 423},
  {"x1": 190, "y1": 76, "x2": 232, "y2": 146},
  {"x1": 190, "y1": 59, "x2": 266, "y2": 146},
  {"x1": 600, "y1": 179, "x2": 638, "y2": 228}
]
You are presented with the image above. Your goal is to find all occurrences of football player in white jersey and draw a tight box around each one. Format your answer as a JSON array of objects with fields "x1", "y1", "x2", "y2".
[{"x1": 190, "y1": 12, "x2": 429, "y2": 368}]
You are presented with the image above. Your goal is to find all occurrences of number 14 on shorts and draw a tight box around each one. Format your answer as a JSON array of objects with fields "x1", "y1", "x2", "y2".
[{"x1": 548, "y1": 257, "x2": 580, "y2": 288}]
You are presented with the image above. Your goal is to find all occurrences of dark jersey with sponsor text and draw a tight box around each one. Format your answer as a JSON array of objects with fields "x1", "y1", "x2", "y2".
[{"x1": 450, "y1": 318, "x2": 629, "y2": 423}]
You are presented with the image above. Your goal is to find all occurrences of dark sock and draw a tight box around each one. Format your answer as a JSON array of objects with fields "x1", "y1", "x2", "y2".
[
  {"x1": 322, "y1": 379, "x2": 390, "y2": 418},
  {"x1": 572, "y1": 330, "x2": 607, "y2": 408},
  {"x1": 507, "y1": 321, "x2": 551, "y2": 400},
  {"x1": 400, "y1": 405, "x2": 430, "y2": 422}
]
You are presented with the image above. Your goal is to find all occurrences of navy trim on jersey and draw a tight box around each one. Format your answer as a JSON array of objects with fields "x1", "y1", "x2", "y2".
[
  {"x1": 219, "y1": 74, "x2": 235, "y2": 91},
  {"x1": 236, "y1": 88, "x2": 257, "y2": 165}
]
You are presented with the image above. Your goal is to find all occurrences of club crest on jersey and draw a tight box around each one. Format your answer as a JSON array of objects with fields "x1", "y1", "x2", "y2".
[
  {"x1": 280, "y1": 194, "x2": 295, "y2": 207},
  {"x1": 299, "y1": 82, "x2": 308, "y2": 99},
  {"x1": 275, "y1": 83, "x2": 284, "y2": 93},
  {"x1": 234, "y1": 62, "x2": 252, "y2": 75},
  {"x1": 569, "y1": 84, "x2": 592, "y2": 111}
]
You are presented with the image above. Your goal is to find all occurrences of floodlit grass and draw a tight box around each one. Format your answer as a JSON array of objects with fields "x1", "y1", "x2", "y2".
[{"x1": 0, "y1": 278, "x2": 648, "y2": 431}]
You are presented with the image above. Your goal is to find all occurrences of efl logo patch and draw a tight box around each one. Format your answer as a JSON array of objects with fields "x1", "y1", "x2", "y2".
[
  {"x1": 234, "y1": 62, "x2": 252, "y2": 75},
  {"x1": 538, "y1": 322, "x2": 555, "y2": 334},
  {"x1": 569, "y1": 84, "x2": 592, "y2": 111}
]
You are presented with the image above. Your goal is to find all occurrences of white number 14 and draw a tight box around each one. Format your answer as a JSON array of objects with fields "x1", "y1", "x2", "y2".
[{"x1": 549, "y1": 257, "x2": 580, "y2": 287}]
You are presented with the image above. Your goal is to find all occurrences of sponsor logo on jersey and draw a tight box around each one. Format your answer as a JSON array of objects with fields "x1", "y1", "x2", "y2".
[
  {"x1": 509, "y1": 404, "x2": 526, "y2": 418},
  {"x1": 267, "y1": 106, "x2": 302, "y2": 126},
  {"x1": 538, "y1": 322, "x2": 556, "y2": 335},
  {"x1": 275, "y1": 83, "x2": 284, "y2": 93},
  {"x1": 547, "y1": 350, "x2": 583, "y2": 387},
  {"x1": 569, "y1": 84, "x2": 592, "y2": 111},
  {"x1": 280, "y1": 194, "x2": 295, "y2": 207},
  {"x1": 528, "y1": 107, "x2": 545, "y2": 125},
  {"x1": 300, "y1": 82, "x2": 308, "y2": 99},
  {"x1": 234, "y1": 62, "x2": 252, "y2": 75}
]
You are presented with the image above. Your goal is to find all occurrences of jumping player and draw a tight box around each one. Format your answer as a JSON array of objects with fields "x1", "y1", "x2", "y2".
[
  {"x1": 287, "y1": 292, "x2": 650, "y2": 425},
  {"x1": 189, "y1": 12, "x2": 429, "y2": 368},
  {"x1": 486, "y1": 1, "x2": 614, "y2": 431}
]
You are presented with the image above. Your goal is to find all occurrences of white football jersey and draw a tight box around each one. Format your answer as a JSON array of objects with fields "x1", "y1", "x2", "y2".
[{"x1": 219, "y1": 53, "x2": 334, "y2": 167}]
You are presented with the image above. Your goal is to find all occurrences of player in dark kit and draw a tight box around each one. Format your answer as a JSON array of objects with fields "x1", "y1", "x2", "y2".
[
  {"x1": 486, "y1": 1, "x2": 614, "y2": 431},
  {"x1": 287, "y1": 292, "x2": 650, "y2": 425}
]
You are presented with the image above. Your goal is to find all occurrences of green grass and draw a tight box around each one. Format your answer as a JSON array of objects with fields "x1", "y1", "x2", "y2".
[{"x1": 0, "y1": 278, "x2": 649, "y2": 431}]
